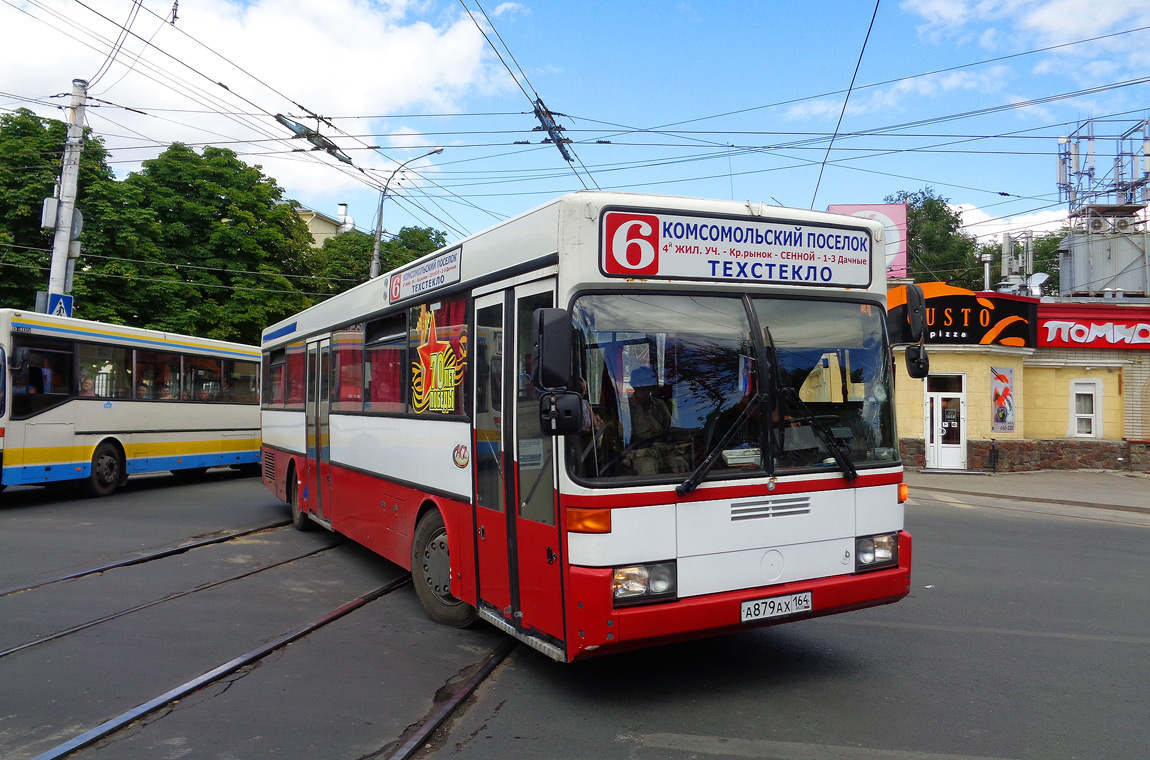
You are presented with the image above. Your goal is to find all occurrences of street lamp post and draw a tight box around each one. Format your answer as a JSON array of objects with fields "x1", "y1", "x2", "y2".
[{"x1": 369, "y1": 147, "x2": 444, "y2": 279}]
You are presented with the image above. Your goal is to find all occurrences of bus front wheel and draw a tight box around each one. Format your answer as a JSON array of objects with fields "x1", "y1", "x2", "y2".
[
  {"x1": 85, "y1": 442, "x2": 123, "y2": 498},
  {"x1": 411, "y1": 510, "x2": 476, "y2": 628}
]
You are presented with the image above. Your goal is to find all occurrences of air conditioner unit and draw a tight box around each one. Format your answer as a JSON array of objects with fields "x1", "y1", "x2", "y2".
[
  {"x1": 1115, "y1": 217, "x2": 1132, "y2": 232},
  {"x1": 1089, "y1": 217, "x2": 1107, "y2": 232}
]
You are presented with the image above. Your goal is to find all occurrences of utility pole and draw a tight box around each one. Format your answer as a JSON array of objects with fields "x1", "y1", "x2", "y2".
[{"x1": 46, "y1": 79, "x2": 88, "y2": 306}]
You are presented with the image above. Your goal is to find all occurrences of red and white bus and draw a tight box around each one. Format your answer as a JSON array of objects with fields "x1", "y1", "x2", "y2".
[{"x1": 260, "y1": 192, "x2": 927, "y2": 662}]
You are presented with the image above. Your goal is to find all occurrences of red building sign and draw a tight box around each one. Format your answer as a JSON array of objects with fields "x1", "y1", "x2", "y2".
[{"x1": 1038, "y1": 304, "x2": 1150, "y2": 349}]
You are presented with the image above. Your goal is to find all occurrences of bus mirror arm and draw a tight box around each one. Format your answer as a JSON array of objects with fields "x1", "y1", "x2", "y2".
[
  {"x1": 905, "y1": 343, "x2": 929, "y2": 379},
  {"x1": 539, "y1": 391, "x2": 582, "y2": 436}
]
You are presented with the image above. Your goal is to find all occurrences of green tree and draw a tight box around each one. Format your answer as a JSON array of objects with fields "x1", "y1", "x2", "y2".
[
  {"x1": 313, "y1": 229, "x2": 371, "y2": 295},
  {"x1": 73, "y1": 143, "x2": 316, "y2": 344},
  {"x1": 0, "y1": 108, "x2": 114, "y2": 308},
  {"x1": 1031, "y1": 229, "x2": 1066, "y2": 296},
  {"x1": 885, "y1": 187, "x2": 981, "y2": 289},
  {"x1": 311, "y1": 225, "x2": 448, "y2": 297}
]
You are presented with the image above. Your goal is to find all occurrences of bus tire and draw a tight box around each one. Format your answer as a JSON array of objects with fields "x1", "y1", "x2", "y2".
[
  {"x1": 411, "y1": 510, "x2": 476, "y2": 628},
  {"x1": 288, "y1": 476, "x2": 311, "y2": 531},
  {"x1": 85, "y1": 442, "x2": 123, "y2": 498}
]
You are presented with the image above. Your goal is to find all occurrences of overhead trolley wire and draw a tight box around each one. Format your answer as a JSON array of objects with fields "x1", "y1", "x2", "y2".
[{"x1": 810, "y1": 0, "x2": 881, "y2": 210}]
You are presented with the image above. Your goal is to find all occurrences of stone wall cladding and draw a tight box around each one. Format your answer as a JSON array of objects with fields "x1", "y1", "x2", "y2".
[{"x1": 898, "y1": 437, "x2": 1149, "y2": 473}]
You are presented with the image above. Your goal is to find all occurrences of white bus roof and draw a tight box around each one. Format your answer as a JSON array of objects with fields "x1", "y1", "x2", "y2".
[
  {"x1": 261, "y1": 191, "x2": 886, "y2": 350},
  {"x1": 0, "y1": 309, "x2": 260, "y2": 360}
]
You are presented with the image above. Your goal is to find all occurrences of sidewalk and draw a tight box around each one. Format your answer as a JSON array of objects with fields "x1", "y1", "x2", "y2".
[{"x1": 903, "y1": 468, "x2": 1150, "y2": 514}]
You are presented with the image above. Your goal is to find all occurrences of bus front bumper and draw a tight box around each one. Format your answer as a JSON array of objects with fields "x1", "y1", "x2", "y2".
[{"x1": 565, "y1": 530, "x2": 912, "y2": 661}]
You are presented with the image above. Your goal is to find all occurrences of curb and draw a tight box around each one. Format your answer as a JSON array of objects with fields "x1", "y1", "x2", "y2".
[{"x1": 909, "y1": 484, "x2": 1150, "y2": 516}]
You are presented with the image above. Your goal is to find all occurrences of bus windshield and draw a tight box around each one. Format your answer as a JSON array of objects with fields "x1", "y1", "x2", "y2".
[{"x1": 567, "y1": 293, "x2": 897, "y2": 485}]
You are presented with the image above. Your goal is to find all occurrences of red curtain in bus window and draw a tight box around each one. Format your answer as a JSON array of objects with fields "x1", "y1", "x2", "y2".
[
  {"x1": 332, "y1": 327, "x2": 363, "y2": 412},
  {"x1": 409, "y1": 296, "x2": 469, "y2": 416},
  {"x1": 286, "y1": 342, "x2": 306, "y2": 409},
  {"x1": 366, "y1": 343, "x2": 404, "y2": 412},
  {"x1": 270, "y1": 363, "x2": 286, "y2": 406}
]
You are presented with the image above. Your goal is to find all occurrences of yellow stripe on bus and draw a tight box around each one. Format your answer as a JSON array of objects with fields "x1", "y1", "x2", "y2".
[{"x1": 6, "y1": 438, "x2": 259, "y2": 466}]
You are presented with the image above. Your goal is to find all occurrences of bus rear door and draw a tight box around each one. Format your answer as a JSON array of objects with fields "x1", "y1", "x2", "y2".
[{"x1": 304, "y1": 338, "x2": 333, "y2": 522}]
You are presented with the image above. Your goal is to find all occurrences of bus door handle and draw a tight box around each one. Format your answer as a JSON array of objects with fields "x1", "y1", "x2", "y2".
[
  {"x1": 547, "y1": 547, "x2": 557, "y2": 564},
  {"x1": 478, "y1": 526, "x2": 486, "y2": 541}
]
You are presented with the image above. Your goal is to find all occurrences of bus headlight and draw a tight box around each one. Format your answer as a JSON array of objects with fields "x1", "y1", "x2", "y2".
[
  {"x1": 612, "y1": 561, "x2": 677, "y2": 606},
  {"x1": 855, "y1": 533, "x2": 898, "y2": 572}
]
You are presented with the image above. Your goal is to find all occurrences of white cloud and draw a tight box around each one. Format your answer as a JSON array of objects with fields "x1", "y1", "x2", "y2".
[
  {"x1": 956, "y1": 203, "x2": 1068, "y2": 243},
  {"x1": 0, "y1": 0, "x2": 505, "y2": 209}
]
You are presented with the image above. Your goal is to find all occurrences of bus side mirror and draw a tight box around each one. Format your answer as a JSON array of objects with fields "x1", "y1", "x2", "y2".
[
  {"x1": 539, "y1": 391, "x2": 582, "y2": 436},
  {"x1": 905, "y1": 283, "x2": 926, "y2": 344},
  {"x1": 531, "y1": 308, "x2": 573, "y2": 390},
  {"x1": 7, "y1": 347, "x2": 28, "y2": 372},
  {"x1": 905, "y1": 344, "x2": 929, "y2": 379}
]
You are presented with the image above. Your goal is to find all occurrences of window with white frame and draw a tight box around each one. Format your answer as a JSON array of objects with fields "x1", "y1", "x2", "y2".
[{"x1": 1071, "y1": 380, "x2": 1100, "y2": 437}]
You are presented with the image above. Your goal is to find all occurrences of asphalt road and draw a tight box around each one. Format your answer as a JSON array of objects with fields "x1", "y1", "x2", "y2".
[{"x1": 2, "y1": 474, "x2": 1147, "y2": 760}]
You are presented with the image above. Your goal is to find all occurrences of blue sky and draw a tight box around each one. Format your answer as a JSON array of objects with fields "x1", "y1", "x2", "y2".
[{"x1": 3, "y1": 0, "x2": 1149, "y2": 251}]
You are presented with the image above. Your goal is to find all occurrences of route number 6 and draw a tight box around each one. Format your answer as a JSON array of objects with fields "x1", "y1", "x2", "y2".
[{"x1": 604, "y1": 212, "x2": 660, "y2": 276}]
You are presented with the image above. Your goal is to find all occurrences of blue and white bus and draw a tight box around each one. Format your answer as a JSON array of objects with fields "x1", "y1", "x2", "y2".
[{"x1": 1, "y1": 309, "x2": 261, "y2": 496}]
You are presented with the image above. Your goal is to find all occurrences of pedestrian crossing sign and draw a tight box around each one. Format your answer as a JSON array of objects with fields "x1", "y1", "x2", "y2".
[{"x1": 47, "y1": 293, "x2": 73, "y2": 318}]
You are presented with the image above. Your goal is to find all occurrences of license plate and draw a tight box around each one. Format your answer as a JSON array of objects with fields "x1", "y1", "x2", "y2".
[{"x1": 741, "y1": 591, "x2": 812, "y2": 622}]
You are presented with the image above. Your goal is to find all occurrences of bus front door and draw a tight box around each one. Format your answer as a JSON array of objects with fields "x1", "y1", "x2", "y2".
[
  {"x1": 304, "y1": 339, "x2": 333, "y2": 522},
  {"x1": 473, "y1": 293, "x2": 512, "y2": 615},
  {"x1": 472, "y1": 281, "x2": 565, "y2": 647}
]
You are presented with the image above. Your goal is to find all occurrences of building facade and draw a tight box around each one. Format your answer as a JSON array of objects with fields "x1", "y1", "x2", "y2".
[{"x1": 890, "y1": 283, "x2": 1150, "y2": 473}]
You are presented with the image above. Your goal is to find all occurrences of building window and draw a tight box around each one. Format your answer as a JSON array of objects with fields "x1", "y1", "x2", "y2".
[{"x1": 1071, "y1": 381, "x2": 1099, "y2": 438}]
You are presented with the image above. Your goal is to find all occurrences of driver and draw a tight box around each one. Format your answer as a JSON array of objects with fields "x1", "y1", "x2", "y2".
[{"x1": 625, "y1": 367, "x2": 688, "y2": 475}]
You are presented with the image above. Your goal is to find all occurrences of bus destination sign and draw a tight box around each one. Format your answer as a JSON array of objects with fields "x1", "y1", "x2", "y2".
[
  {"x1": 601, "y1": 210, "x2": 873, "y2": 288},
  {"x1": 389, "y1": 247, "x2": 463, "y2": 305}
]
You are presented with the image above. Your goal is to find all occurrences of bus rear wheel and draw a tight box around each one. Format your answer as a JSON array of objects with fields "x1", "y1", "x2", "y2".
[
  {"x1": 288, "y1": 476, "x2": 311, "y2": 531},
  {"x1": 85, "y1": 442, "x2": 123, "y2": 498},
  {"x1": 411, "y1": 510, "x2": 476, "y2": 628}
]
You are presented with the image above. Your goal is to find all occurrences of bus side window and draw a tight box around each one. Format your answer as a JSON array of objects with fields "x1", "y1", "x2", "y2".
[
  {"x1": 332, "y1": 326, "x2": 363, "y2": 411},
  {"x1": 11, "y1": 340, "x2": 74, "y2": 418},
  {"x1": 365, "y1": 314, "x2": 406, "y2": 413},
  {"x1": 265, "y1": 349, "x2": 286, "y2": 407}
]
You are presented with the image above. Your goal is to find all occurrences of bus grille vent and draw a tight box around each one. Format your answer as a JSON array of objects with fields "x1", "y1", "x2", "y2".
[
  {"x1": 262, "y1": 450, "x2": 275, "y2": 480},
  {"x1": 730, "y1": 496, "x2": 811, "y2": 521}
]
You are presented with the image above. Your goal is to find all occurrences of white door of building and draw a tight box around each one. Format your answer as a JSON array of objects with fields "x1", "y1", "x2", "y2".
[{"x1": 925, "y1": 374, "x2": 966, "y2": 470}]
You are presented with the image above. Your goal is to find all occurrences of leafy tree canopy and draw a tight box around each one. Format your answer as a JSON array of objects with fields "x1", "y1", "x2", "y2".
[
  {"x1": 0, "y1": 115, "x2": 462, "y2": 343},
  {"x1": 74, "y1": 143, "x2": 319, "y2": 343},
  {"x1": 0, "y1": 108, "x2": 113, "y2": 308},
  {"x1": 885, "y1": 187, "x2": 981, "y2": 290}
]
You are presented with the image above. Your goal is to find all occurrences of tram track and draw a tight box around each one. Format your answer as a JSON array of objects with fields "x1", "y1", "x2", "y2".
[
  {"x1": 378, "y1": 639, "x2": 515, "y2": 760},
  {"x1": 0, "y1": 519, "x2": 291, "y2": 599},
  {"x1": 29, "y1": 578, "x2": 413, "y2": 760},
  {"x1": 0, "y1": 539, "x2": 339, "y2": 660}
]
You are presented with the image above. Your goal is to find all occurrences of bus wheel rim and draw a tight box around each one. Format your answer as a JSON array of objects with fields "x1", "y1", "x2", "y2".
[{"x1": 421, "y1": 527, "x2": 457, "y2": 605}]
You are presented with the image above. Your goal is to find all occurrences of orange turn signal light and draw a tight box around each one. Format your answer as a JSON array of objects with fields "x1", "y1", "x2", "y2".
[
  {"x1": 567, "y1": 507, "x2": 612, "y2": 534},
  {"x1": 898, "y1": 483, "x2": 909, "y2": 503}
]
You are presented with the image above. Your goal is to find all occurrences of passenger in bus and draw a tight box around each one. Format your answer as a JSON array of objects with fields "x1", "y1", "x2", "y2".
[
  {"x1": 625, "y1": 367, "x2": 688, "y2": 475},
  {"x1": 157, "y1": 383, "x2": 173, "y2": 399},
  {"x1": 136, "y1": 382, "x2": 150, "y2": 399},
  {"x1": 80, "y1": 378, "x2": 96, "y2": 397},
  {"x1": 578, "y1": 377, "x2": 602, "y2": 433}
]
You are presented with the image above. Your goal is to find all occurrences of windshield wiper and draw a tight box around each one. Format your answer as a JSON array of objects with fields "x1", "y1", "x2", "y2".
[
  {"x1": 780, "y1": 388, "x2": 858, "y2": 482},
  {"x1": 676, "y1": 393, "x2": 764, "y2": 496},
  {"x1": 763, "y1": 326, "x2": 857, "y2": 483}
]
